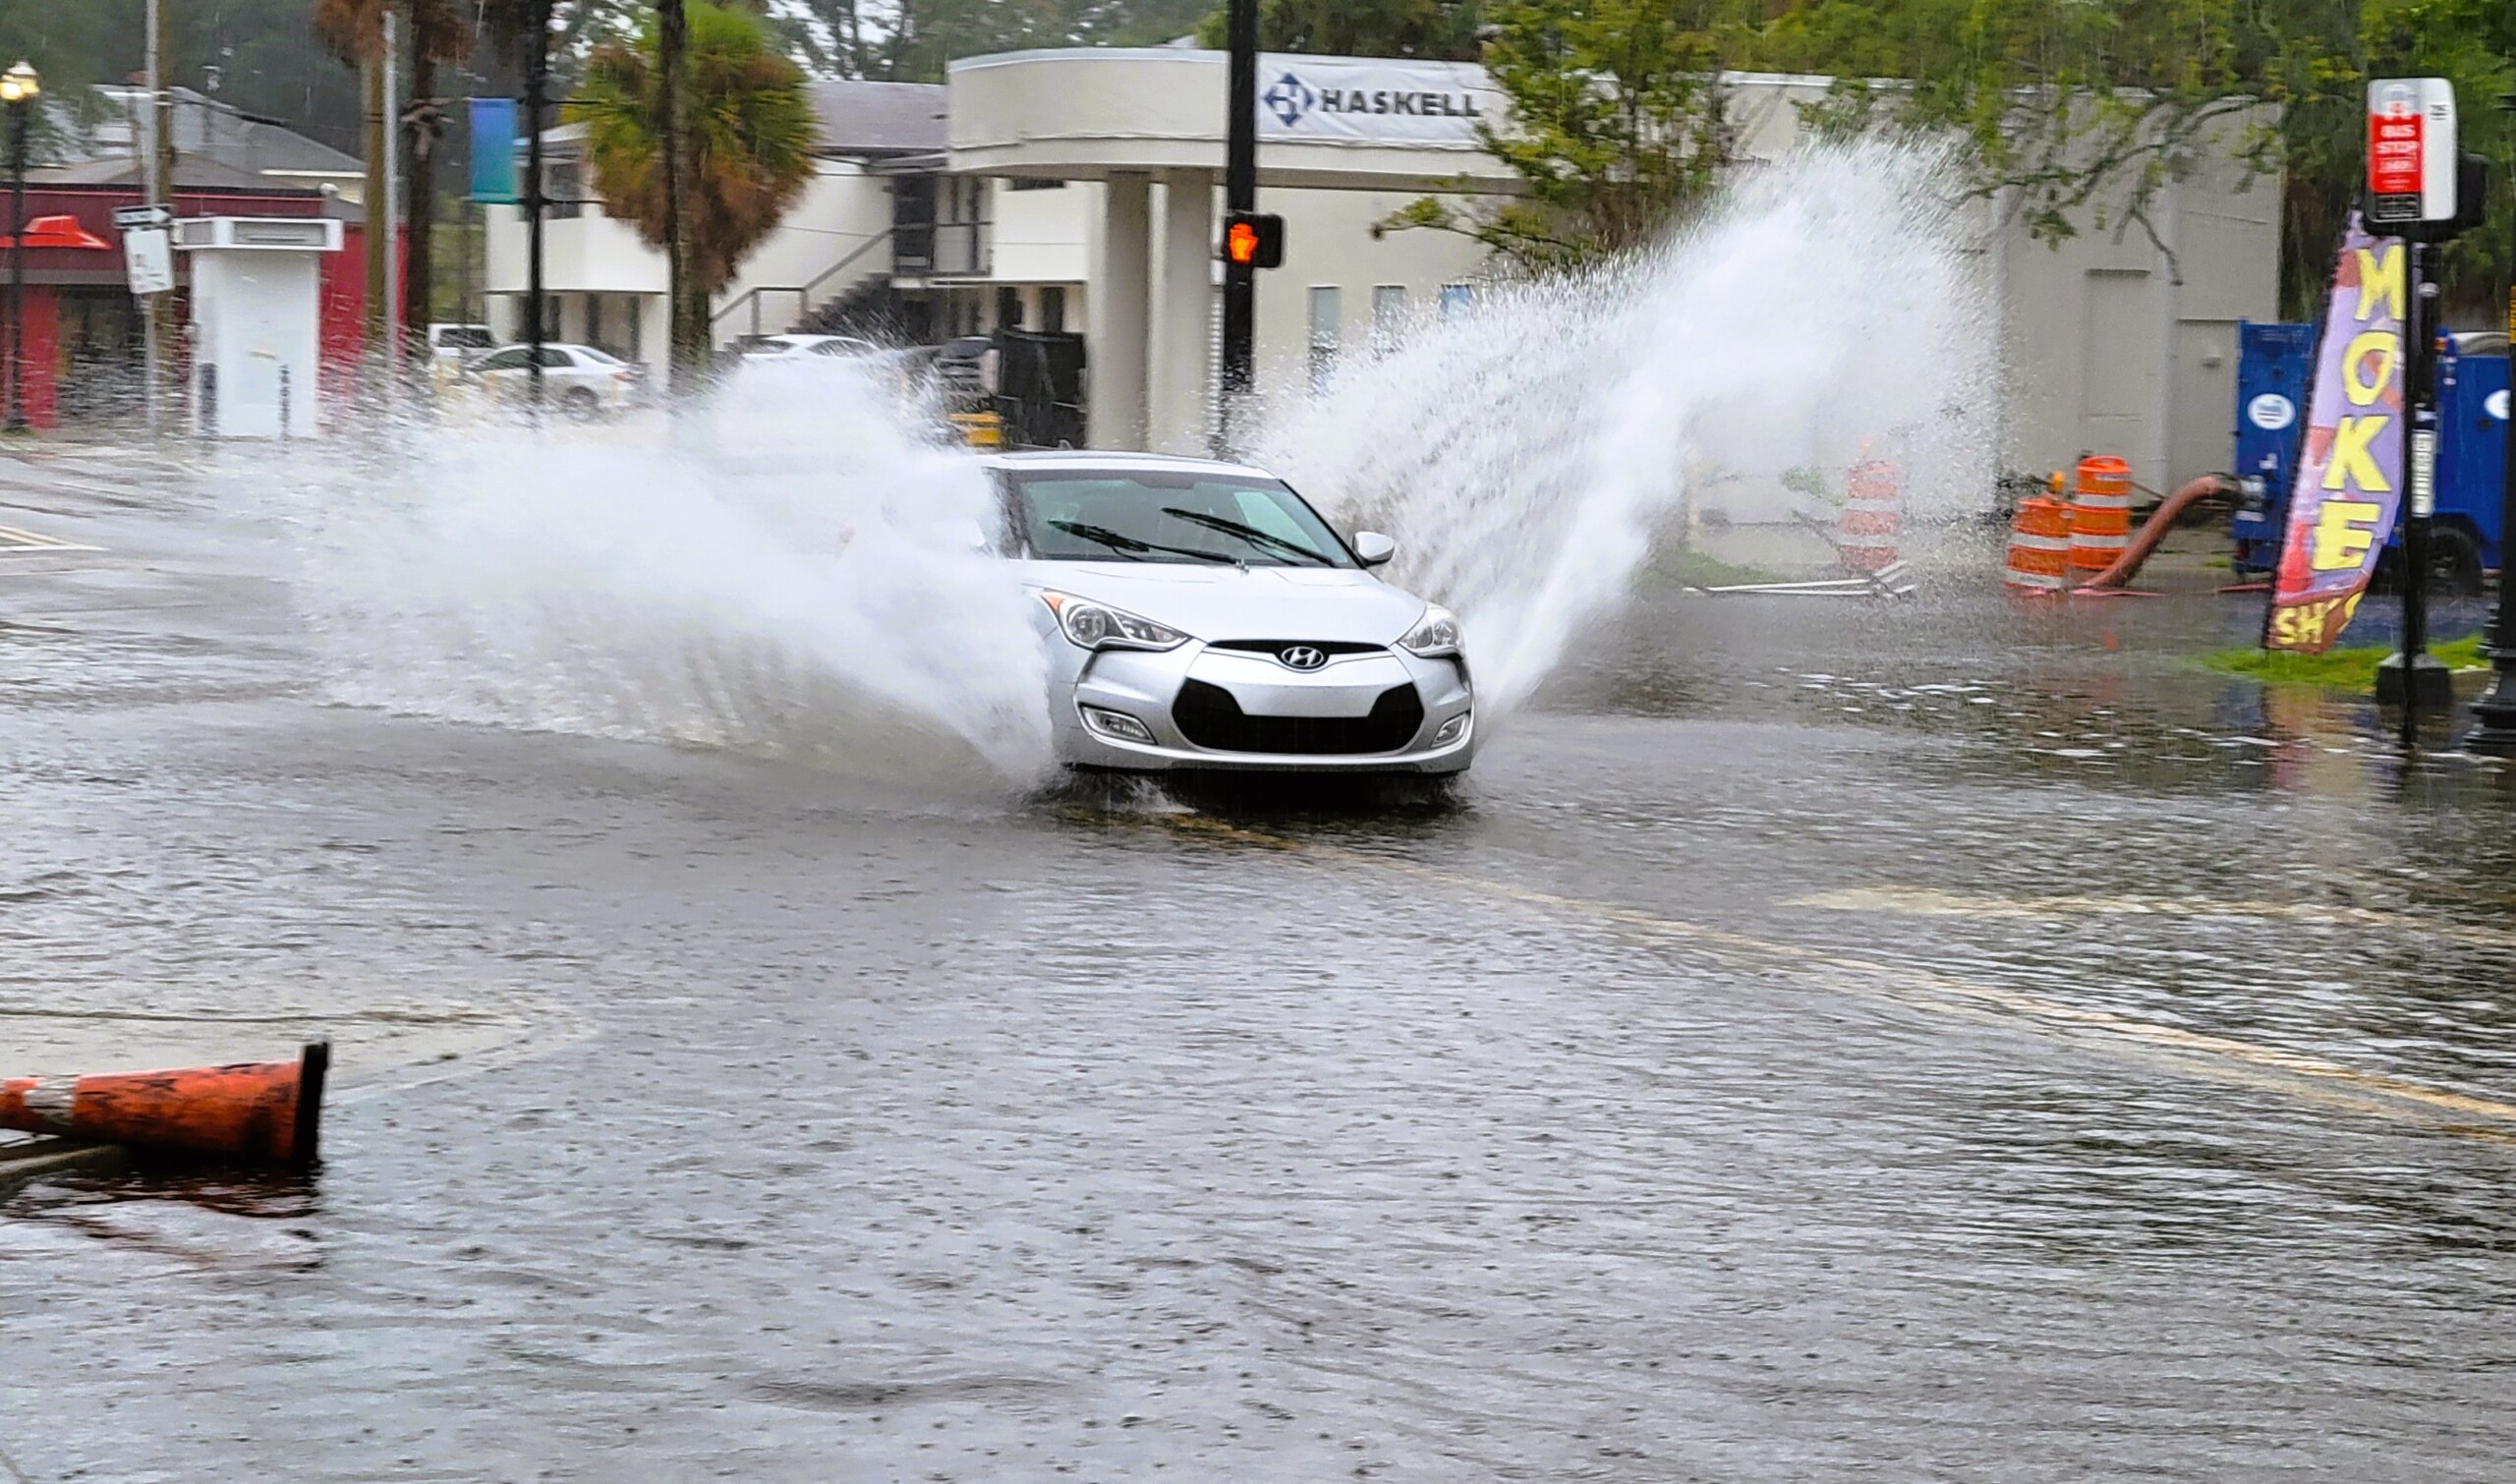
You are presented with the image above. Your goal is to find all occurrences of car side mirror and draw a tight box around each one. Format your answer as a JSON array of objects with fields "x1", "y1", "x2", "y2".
[{"x1": 1352, "y1": 531, "x2": 1397, "y2": 567}]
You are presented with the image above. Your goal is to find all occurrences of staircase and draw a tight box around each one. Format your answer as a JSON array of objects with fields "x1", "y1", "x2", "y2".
[{"x1": 791, "y1": 276, "x2": 913, "y2": 343}]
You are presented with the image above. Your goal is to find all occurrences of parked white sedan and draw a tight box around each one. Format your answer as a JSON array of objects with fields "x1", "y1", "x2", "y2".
[
  {"x1": 740, "y1": 333, "x2": 882, "y2": 362},
  {"x1": 463, "y1": 342, "x2": 643, "y2": 420}
]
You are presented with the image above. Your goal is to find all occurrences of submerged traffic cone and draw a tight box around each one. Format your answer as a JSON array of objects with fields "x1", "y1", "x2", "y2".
[{"x1": 1, "y1": 1042, "x2": 328, "y2": 1167}]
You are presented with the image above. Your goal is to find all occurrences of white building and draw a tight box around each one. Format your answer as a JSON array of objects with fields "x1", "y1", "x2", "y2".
[{"x1": 485, "y1": 50, "x2": 2279, "y2": 490}]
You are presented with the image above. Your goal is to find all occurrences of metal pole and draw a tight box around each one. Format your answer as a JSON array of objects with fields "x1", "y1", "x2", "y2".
[
  {"x1": 1216, "y1": 0, "x2": 1257, "y2": 450},
  {"x1": 524, "y1": 0, "x2": 546, "y2": 416},
  {"x1": 6, "y1": 100, "x2": 26, "y2": 434},
  {"x1": 143, "y1": 0, "x2": 162, "y2": 438},
  {"x1": 2470, "y1": 98, "x2": 2516, "y2": 752},
  {"x1": 2381, "y1": 240, "x2": 2449, "y2": 739},
  {"x1": 151, "y1": 0, "x2": 175, "y2": 430},
  {"x1": 383, "y1": 7, "x2": 402, "y2": 406}
]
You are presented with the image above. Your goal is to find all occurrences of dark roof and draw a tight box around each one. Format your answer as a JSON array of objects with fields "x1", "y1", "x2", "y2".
[
  {"x1": 805, "y1": 81, "x2": 947, "y2": 158},
  {"x1": 30, "y1": 86, "x2": 366, "y2": 210}
]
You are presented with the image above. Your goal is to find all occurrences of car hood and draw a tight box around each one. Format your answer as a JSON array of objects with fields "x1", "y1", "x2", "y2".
[{"x1": 1014, "y1": 561, "x2": 1434, "y2": 646}]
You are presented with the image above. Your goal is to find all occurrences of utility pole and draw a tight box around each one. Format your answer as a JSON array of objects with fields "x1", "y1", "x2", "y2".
[
  {"x1": 141, "y1": 0, "x2": 173, "y2": 438},
  {"x1": 383, "y1": 7, "x2": 402, "y2": 406},
  {"x1": 523, "y1": 0, "x2": 548, "y2": 416},
  {"x1": 1216, "y1": 0, "x2": 1257, "y2": 447},
  {"x1": 364, "y1": 46, "x2": 388, "y2": 371},
  {"x1": 2471, "y1": 90, "x2": 2516, "y2": 752}
]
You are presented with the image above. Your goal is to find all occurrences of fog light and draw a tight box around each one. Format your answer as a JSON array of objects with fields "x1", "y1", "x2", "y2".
[
  {"x1": 1082, "y1": 706, "x2": 1156, "y2": 744},
  {"x1": 1432, "y1": 712, "x2": 1470, "y2": 745}
]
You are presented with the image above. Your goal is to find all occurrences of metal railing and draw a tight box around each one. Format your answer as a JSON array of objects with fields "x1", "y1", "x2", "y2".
[
  {"x1": 892, "y1": 220, "x2": 990, "y2": 279},
  {"x1": 712, "y1": 225, "x2": 897, "y2": 338}
]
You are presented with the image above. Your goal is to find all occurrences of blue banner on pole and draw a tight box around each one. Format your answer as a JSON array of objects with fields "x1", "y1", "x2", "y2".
[{"x1": 469, "y1": 97, "x2": 518, "y2": 204}]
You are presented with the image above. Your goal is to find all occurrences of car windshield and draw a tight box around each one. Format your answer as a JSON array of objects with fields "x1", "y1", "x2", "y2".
[
  {"x1": 574, "y1": 346, "x2": 624, "y2": 366},
  {"x1": 1008, "y1": 471, "x2": 1355, "y2": 568}
]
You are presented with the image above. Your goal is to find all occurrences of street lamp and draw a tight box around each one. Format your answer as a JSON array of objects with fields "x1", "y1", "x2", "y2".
[{"x1": 2, "y1": 59, "x2": 37, "y2": 436}]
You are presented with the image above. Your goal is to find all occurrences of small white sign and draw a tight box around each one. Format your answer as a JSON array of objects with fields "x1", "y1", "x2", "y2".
[
  {"x1": 122, "y1": 226, "x2": 175, "y2": 296},
  {"x1": 2247, "y1": 393, "x2": 2297, "y2": 431},
  {"x1": 113, "y1": 203, "x2": 173, "y2": 230},
  {"x1": 2367, "y1": 77, "x2": 2458, "y2": 225},
  {"x1": 2488, "y1": 388, "x2": 2510, "y2": 421}
]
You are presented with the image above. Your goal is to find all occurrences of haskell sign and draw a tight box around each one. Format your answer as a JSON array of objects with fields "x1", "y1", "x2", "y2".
[
  {"x1": 2265, "y1": 215, "x2": 2405, "y2": 654},
  {"x1": 1256, "y1": 55, "x2": 1497, "y2": 147}
]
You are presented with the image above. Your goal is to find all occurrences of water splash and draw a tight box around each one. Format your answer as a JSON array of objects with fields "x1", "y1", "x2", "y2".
[
  {"x1": 269, "y1": 143, "x2": 1984, "y2": 782},
  {"x1": 277, "y1": 360, "x2": 1054, "y2": 787},
  {"x1": 1244, "y1": 142, "x2": 1996, "y2": 713}
]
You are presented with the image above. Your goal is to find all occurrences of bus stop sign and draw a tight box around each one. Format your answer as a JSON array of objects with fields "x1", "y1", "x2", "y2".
[{"x1": 2369, "y1": 78, "x2": 2457, "y2": 227}]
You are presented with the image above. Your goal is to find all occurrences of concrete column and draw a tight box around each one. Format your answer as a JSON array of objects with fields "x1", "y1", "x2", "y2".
[
  {"x1": 1150, "y1": 172, "x2": 1216, "y2": 455},
  {"x1": 1087, "y1": 170, "x2": 1152, "y2": 450}
]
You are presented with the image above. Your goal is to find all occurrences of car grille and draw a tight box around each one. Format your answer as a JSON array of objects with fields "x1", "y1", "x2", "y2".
[
  {"x1": 1172, "y1": 680, "x2": 1425, "y2": 755},
  {"x1": 1204, "y1": 640, "x2": 1387, "y2": 657}
]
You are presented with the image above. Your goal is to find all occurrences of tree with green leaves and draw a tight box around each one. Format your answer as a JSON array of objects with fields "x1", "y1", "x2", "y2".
[
  {"x1": 571, "y1": 1, "x2": 816, "y2": 384},
  {"x1": 1194, "y1": 0, "x2": 1484, "y2": 60},
  {"x1": 1732, "y1": 0, "x2": 2513, "y2": 317},
  {"x1": 1384, "y1": 0, "x2": 1737, "y2": 271}
]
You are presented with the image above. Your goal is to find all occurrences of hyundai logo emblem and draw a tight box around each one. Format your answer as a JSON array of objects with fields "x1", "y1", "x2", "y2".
[{"x1": 1278, "y1": 645, "x2": 1329, "y2": 671}]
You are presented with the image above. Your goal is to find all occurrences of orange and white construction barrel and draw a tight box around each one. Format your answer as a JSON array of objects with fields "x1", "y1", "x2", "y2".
[
  {"x1": 2066, "y1": 455, "x2": 2134, "y2": 574},
  {"x1": 1836, "y1": 458, "x2": 1903, "y2": 573},
  {"x1": 2003, "y1": 497, "x2": 2073, "y2": 594}
]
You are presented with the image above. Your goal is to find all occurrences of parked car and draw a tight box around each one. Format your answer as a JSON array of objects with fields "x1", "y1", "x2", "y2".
[
  {"x1": 461, "y1": 342, "x2": 642, "y2": 420},
  {"x1": 427, "y1": 322, "x2": 497, "y2": 361},
  {"x1": 990, "y1": 450, "x2": 1474, "y2": 775},
  {"x1": 739, "y1": 333, "x2": 882, "y2": 362}
]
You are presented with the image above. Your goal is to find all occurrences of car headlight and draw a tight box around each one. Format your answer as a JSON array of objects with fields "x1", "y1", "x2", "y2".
[
  {"x1": 1398, "y1": 604, "x2": 1461, "y2": 658},
  {"x1": 1040, "y1": 592, "x2": 1189, "y2": 652}
]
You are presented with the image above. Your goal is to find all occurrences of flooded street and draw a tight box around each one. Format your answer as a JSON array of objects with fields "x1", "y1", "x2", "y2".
[{"x1": 5, "y1": 444, "x2": 2516, "y2": 1481}]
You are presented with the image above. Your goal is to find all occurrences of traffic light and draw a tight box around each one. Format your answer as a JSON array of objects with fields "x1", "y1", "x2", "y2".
[{"x1": 1223, "y1": 211, "x2": 1284, "y2": 270}]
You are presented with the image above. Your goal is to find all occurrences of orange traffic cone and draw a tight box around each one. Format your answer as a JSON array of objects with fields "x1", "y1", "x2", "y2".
[{"x1": 1, "y1": 1042, "x2": 328, "y2": 1167}]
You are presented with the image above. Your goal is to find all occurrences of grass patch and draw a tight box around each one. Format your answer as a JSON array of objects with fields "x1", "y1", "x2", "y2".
[
  {"x1": 2198, "y1": 633, "x2": 2489, "y2": 689},
  {"x1": 1651, "y1": 547, "x2": 1788, "y2": 588}
]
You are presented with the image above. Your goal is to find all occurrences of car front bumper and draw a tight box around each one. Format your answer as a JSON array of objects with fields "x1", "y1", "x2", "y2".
[{"x1": 1050, "y1": 640, "x2": 1475, "y2": 773}]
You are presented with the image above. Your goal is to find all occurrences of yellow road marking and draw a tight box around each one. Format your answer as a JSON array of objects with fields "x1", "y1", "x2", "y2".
[
  {"x1": 1136, "y1": 813, "x2": 2516, "y2": 1136},
  {"x1": 1788, "y1": 886, "x2": 2516, "y2": 953},
  {"x1": 0, "y1": 524, "x2": 104, "y2": 554}
]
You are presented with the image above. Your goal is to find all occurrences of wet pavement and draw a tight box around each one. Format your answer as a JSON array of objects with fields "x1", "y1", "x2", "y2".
[{"x1": 5, "y1": 445, "x2": 2516, "y2": 1481}]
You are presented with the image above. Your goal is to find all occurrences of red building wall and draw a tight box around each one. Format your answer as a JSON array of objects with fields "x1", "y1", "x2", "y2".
[{"x1": 4, "y1": 185, "x2": 395, "y2": 429}]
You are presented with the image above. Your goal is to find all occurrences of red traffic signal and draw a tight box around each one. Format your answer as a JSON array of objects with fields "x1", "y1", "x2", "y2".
[{"x1": 1223, "y1": 211, "x2": 1284, "y2": 269}]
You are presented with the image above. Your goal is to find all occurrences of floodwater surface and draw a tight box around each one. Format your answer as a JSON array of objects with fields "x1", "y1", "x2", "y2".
[{"x1": 4, "y1": 445, "x2": 2515, "y2": 1482}]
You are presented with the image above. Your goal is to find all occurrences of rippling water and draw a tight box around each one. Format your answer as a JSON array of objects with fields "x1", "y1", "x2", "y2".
[{"x1": 4, "y1": 445, "x2": 2515, "y2": 1480}]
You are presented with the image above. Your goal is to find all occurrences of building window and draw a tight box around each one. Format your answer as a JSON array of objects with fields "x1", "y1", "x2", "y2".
[
  {"x1": 1371, "y1": 285, "x2": 1406, "y2": 352},
  {"x1": 546, "y1": 158, "x2": 584, "y2": 220},
  {"x1": 1307, "y1": 287, "x2": 1342, "y2": 393},
  {"x1": 585, "y1": 293, "x2": 604, "y2": 351},
  {"x1": 1008, "y1": 177, "x2": 1065, "y2": 191},
  {"x1": 997, "y1": 285, "x2": 1023, "y2": 330},
  {"x1": 1439, "y1": 283, "x2": 1476, "y2": 319},
  {"x1": 1040, "y1": 285, "x2": 1066, "y2": 334}
]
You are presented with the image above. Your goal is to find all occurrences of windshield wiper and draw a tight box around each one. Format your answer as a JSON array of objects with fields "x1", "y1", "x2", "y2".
[
  {"x1": 1159, "y1": 508, "x2": 1335, "y2": 565},
  {"x1": 1048, "y1": 519, "x2": 1237, "y2": 565}
]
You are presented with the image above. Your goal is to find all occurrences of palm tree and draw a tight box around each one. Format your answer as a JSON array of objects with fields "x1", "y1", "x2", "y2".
[
  {"x1": 313, "y1": 0, "x2": 471, "y2": 352},
  {"x1": 572, "y1": 1, "x2": 816, "y2": 389}
]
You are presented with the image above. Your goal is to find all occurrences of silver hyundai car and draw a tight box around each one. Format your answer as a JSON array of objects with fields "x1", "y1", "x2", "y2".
[{"x1": 989, "y1": 451, "x2": 1474, "y2": 774}]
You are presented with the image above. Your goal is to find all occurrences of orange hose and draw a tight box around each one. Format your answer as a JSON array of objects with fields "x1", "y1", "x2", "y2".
[{"x1": 2076, "y1": 476, "x2": 2229, "y2": 591}]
